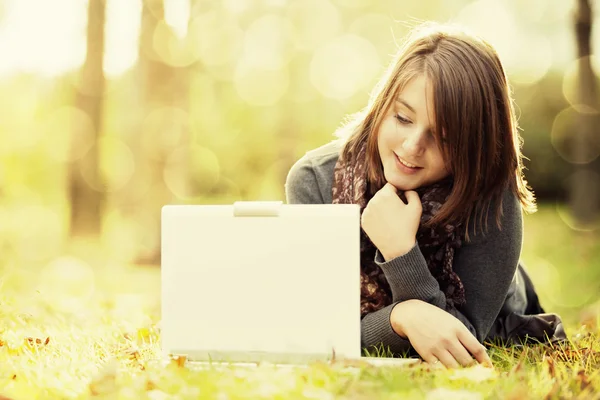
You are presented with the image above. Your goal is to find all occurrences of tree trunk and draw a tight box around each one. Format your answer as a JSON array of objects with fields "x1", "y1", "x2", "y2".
[
  {"x1": 69, "y1": 0, "x2": 106, "y2": 238},
  {"x1": 570, "y1": 0, "x2": 599, "y2": 228},
  {"x1": 133, "y1": 0, "x2": 191, "y2": 265}
]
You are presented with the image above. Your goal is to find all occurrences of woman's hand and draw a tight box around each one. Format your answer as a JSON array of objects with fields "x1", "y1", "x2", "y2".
[
  {"x1": 361, "y1": 182, "x2": 422, "y2": 260},
  {"x1": 391, "y1": 299, "x2": 492, "y2": 369}
]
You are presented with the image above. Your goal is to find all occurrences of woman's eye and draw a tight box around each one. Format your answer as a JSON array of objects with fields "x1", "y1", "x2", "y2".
[{"x1": 394, "y1": 114, "x2": 411, "y2": 124}]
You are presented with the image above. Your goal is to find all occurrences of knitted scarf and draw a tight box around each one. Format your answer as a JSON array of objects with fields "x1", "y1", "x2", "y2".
[{"x1": 332, "y1": 142, "x2": 466, "y2": 317}]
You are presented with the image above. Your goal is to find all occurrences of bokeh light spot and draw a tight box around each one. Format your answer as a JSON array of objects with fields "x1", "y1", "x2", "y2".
[
  {"x1": 80, "y1": 137, "x2": 135, "y2": 193},
  {"x1": 506, "y1": 34, "x2": 552, "y2": 86},
  {"x1": 234, "y1": 64, "x2": 289, "y2": 106},
  {"x1": 153, "y1": 20, "x2": 200, "y2": 67},
  {"x1": 141, "y1": 107, "x2": 189, "y2": 160},
  {"x1": 191, "y1": 11, "x2": 243, "y2": 67},
  {"x1": 99, "y1": 137, "x2": 136, "y2": 192},
  {"x1": 163, "y1": 0, "x2": 190, "y2": 39},
  {"x1": 310, "y1": 34, "x2": 381, "y2": 100},
  {"x1": 348, "y1": 13, "x2": 395, "y2": 60},
  {"x1": 163, "y1": 145, "x2": 220, "y2": 199},
  {"x1": 561, "y1": 56, "x2": 600, "y2": 109},
  {"x1": 550, "y1": 106, "x2": 600, "y2": 164},
  {"x1": 286, "y1": 0, "x2": 342, "y2": 52},
  {"x1": 243, "y1": 14, "x2": 293, "y2": 70},
  {"x1": 43, "y1": 106, "x2": 95, "y2": 163},
  {"x1": 556, "y1": 173, "x2": 600, "y2": 232},
  {"x1": 454, "y1": 1, "x2": 519, "y2": 76}
]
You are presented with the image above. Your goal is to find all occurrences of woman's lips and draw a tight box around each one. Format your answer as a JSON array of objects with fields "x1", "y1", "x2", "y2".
[{"x1": 394, "y1": 153, "x2": 422, "y2": 175}]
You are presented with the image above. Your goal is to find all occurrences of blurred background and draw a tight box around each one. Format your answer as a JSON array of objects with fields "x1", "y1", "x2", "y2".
[{"x1": 0, "y1": 0, "x2": 598, "y2": 324}]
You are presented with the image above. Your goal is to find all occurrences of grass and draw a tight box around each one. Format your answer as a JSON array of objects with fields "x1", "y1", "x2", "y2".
[{"x1": 0, "y1": 204, "x2": 599, "y2": 399}]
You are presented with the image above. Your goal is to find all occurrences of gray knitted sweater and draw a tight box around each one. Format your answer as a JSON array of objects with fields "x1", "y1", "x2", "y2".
[{"x1": 284, "y1": 139, "x2": 528, "y2": 354}]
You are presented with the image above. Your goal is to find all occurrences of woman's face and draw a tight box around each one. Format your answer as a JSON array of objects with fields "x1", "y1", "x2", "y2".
[{"x1": 376, "y1": 74, "x2": 450, "y2": 191}]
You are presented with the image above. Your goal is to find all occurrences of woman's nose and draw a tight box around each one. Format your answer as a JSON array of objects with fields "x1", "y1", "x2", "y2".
[{"x1": 402, "y1": 130, "x2": 425, "y2": 156}]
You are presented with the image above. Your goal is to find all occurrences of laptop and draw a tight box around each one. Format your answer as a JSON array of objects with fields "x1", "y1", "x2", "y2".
[{"x1": 160, "y1": 201, "x2": 418, "y2": 368}]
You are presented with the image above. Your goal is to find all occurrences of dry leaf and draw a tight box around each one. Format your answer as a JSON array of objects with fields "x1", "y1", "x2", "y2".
[
  {"x1": 544, "y1": 356, "x2": 556, "y2": 379},
  {"x1": 23, "y1": 336, "x2": 50, "y2": 352},
  {"x1": 169, "y1": 355, "x2": 187, "y2": 368},
  {"x1": 576, "y1": 370, "x2": 591, "y2": 392}
]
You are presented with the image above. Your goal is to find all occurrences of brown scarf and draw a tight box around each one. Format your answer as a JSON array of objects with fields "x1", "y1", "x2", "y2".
[{"x1": 332, "y1": 142, "x2": 466, "y2": 317}]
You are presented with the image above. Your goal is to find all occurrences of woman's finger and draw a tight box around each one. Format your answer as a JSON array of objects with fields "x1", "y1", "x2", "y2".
[
  {"x1": 433, "y1": 349, "x2": 460, "y2": 369},
  {"x1": 458, "y1": 329, "x2": 492, "y2": 366},
  {"x1": 422, "y1": 353, "x2": 443, "y2": 368},
  {"x1": 447, "y1": 339, "x2": 476, "y2": 367}
]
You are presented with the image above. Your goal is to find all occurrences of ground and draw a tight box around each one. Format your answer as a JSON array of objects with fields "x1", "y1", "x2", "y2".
[{"x1": 0, "y1": 205, "x2": 598, "y2": 399}]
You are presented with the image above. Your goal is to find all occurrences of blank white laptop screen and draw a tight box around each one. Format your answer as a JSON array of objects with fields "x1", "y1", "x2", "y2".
[{"x1": 161, "y1": 201, "x2": 362, "y2": 364}]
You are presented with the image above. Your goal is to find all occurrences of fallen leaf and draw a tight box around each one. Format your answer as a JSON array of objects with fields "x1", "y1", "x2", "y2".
[
  {"x1": 169, "y1": 355, "x2": 187, "y2": 368},
  {"x1": 544, "y1": 355, "x2": 556, "y2": 379},
  {"x1": 576, "y1": 369, "x2": 591, "y2": 392},
  {"x1": 23, "y1": 337, "x2": 50, "y2": 352}
]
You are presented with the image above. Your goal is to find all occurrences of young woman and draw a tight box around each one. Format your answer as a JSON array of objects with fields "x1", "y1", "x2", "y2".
[{"x1": 285, "y1": 22, "x2": 566, "y2": 368}]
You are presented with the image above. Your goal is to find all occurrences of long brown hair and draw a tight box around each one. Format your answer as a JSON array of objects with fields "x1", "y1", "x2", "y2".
[{"x1": 335, "y1": 22, "x2": 536, "y2": 241}]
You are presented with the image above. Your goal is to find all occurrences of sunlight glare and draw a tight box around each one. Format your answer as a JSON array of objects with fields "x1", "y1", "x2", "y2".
[
  {"x1": 454, "y1": 1, "x2": 529, "y2": 82},
  {"x1": 0, "y1": 0, "x2": 86, "y2": 77}
]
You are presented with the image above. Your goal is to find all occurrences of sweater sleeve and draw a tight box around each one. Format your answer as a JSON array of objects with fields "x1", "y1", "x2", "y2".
[
  {"x1": 284, "y1": 155, "x2": 413, "y2": 355},
  {"x1": 373, "y1": 189, "x2": 522, "y2": 342}
]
